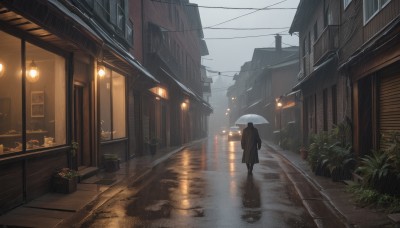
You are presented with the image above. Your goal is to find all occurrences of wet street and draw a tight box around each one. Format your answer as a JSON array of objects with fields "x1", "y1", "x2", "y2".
[{"x1": 81, "y1": 135, "x2": 316, "y2": 227}]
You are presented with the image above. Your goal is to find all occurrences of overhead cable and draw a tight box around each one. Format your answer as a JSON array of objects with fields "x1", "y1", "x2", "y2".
[
  {"x1": 150, "y1": 0, "x2": 295, "y2": 10},
  {"x1": 204, "y1": 0, "x2": 288, "y2": 29}
]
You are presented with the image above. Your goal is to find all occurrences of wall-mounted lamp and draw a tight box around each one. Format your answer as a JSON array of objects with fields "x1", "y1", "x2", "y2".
[
  {"x1": 27, "y1": 60, "x2": 39, "y2": 83},
  {"x1": 0, "y1": 62, "x2": 4, "y2": 78},
  {"x1": 181, "y1": 102, "x2": 187, "y2": 110},
  {"x1": 277, "y1": 101, "x2": 283, "y2": 107},
  {"x1": 156, "y1": 96, "x2": 160, "y2": 101},
  {"x1": 98, "y1": 66, "x2": 106, "y2": 78}
]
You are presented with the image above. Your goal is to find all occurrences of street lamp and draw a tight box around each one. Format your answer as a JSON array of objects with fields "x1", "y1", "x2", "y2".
[{"x1": 277, "y1": 98, "x2": 283, "y2": 146}]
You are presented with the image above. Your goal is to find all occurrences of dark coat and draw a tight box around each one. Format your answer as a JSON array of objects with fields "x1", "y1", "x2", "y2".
[{"x1": 241, "y1": 125, "x2": 261, "y2": 164}]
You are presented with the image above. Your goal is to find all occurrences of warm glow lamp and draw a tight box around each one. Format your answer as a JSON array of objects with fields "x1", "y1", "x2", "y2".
[
  {"x1": 98, "y1": 66, "x2": 106, "y2": 78},
  {"x1": 0, "y1": 62, "x2": 4, "y2": 78},
  {"x1": 27, "y1": 60, "x2": 39, "y2": 83}
]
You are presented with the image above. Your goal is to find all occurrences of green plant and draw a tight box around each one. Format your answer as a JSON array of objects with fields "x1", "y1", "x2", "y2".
[
  {"x1": 356, "y1": 150, "x2": 391, "y2": 189},
  {"x1": 70, "y1": 141, "x2": 78, "y2": 157},
  {"x1": 320, "y1": 142, "x2": 354, "y2": 179},
  {"x1": 54, "y1": 168, "x2": 78, "y2": 180},
  {"x1": 307, "y1": 132, "x2": 330, "y2": 171},
  {"x1": 347, "y1": 184, "x2": 400, "y2": 213},
  {"x1": 104, "y1": 153, "x2": 119, "y2": 161}
]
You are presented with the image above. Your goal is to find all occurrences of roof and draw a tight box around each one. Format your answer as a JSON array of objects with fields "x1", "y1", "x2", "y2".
[
  {"x1": 292, "y1": 54, "x2": 337, "y2": 90},
  {"x1": 289, "y1": 0, "x2": 318, "y2": 34}
]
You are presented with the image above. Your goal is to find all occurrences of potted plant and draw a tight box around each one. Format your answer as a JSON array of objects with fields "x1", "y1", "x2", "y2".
[
  {"x1": 145, "y1": 137, "x2": 160, "y2": 155},
  {"x1": 103, "y1": 153, "x2": 120, "y2": 172},
  {"x1": 299, "y1": 146, "x2": 308, "y2": 160},
  {"x1": 52, "y1": 168, "x2": 78, "y2": 194}
]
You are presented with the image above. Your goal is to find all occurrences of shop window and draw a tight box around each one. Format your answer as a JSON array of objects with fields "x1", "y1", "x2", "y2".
[
  {"x1": 99, "y1": 67, "x2": 126, "y2": 141},
  {"x1": 0, "y1": 31, "x2": 66, "y2": 155}
]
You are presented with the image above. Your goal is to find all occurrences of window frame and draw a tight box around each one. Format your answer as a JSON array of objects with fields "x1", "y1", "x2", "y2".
[
  {"x1": 363, "y1": 0, "x2": 391, "y2": 25},
  {"x1": 343, "y1": 0, "x2": 352, "y2": 10},
  {"x1": 99, "y1": 66, "x2": 127, "y2": 142},
  {"x1": 0, "y1": 31, "x2": 68, "y2": 157}
]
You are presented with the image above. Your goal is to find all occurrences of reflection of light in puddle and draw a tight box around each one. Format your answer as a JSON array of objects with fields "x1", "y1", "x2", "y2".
[
  {"x1": 179, "y1": 152, "x2": 191, "y2": 212},
  {"x1": 228, "y1": 141, "x2": 236, "y2": 176},
  {"x1": 230, "y1": 162, "x2": 235, "y2": 174},
  {"x1": 230, "y1": 179, "x2": 237, "y2": 197}
]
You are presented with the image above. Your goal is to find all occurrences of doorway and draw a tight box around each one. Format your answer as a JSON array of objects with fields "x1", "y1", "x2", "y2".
[{"x1": 73, "y1": 82, "x2": 91, "y2": 169}]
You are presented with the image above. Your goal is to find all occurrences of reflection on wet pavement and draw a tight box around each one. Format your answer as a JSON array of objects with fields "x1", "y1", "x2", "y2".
[{"x1": 82, "y1": 136, "x2": 316, "y2": 227}]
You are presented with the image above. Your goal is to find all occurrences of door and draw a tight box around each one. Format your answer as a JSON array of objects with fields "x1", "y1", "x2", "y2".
[{"x1": 73, "y1": 82, "x2": 91, "y2": 169}]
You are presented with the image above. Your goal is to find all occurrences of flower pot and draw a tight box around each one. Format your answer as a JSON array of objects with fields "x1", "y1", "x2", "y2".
[
  {"x1": 52, "y1": 176, "x2": 77, "y2": 194},
  {"x1": 300, "y1": 148, "x2": 308, "y2": 160},
  {"x1": 104, "y1": 159, "x2": 120, "y2": 172}
]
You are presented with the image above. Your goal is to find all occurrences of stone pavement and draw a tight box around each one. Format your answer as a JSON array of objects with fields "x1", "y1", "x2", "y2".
[
  {"x1": 0, "y1": 144, "x2": 186, "y2": 228},
  {"x1": 264, "y1": 140, "x2": 395, "y2": 228},
  {"x1": 0, "y1": 139, "x2": 396, "y2": 228}
]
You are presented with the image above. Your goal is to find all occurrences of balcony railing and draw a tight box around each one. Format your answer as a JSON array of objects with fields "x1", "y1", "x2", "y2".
[{"x1": 313, "y1": 25, "x2": 339, "y2": 65}]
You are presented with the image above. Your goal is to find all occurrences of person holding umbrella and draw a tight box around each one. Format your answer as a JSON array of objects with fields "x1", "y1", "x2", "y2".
[{"x1": 241, "y1": 122, "x2": 262, "y2": 174}]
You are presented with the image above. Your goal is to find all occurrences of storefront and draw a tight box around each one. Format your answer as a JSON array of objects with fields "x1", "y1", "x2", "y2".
[
  {"x1": 0, "y1": 0, "x2": 159, "y2": 214},
  {"x1": 0, "y1": 27, "x2": 71, "y2": 214}
]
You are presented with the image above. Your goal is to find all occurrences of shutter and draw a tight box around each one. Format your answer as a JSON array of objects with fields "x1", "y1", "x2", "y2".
[{"x1": 379, "y1": 74, "x2": 400, "y2": 149}]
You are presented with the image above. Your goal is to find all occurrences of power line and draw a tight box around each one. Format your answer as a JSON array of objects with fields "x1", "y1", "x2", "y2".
[
  {"x1": 204, "y1": 31, "x2": 290, "y2": 40},
  {"x1": 207, "y1": 27, "x2": 290, "y2": 30},
  {"x1": 205, "y1": 0, "x2": 288, "y2": 29},
  {"x1": 164, "y1": 27, "x2": 291, "y2": 33},
  {"x1": 150, "y1": 0, "x2": 295, "y2": 10}
]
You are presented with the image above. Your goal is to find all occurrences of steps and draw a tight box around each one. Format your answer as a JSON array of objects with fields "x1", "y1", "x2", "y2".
[{"x1": 77, "y1": 167, "x2": 98, "y2": 182}]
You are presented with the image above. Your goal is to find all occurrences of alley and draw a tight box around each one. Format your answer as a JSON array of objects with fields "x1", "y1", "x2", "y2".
[{"x1": 81, "y1": 136, "x2": 315, "y2": 227}]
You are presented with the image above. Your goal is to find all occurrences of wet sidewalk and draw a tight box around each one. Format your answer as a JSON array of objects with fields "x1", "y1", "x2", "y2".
[
  {"x1": 0, "y1": 144, "x2": 187, "y2": 228},
  {"x1": 264, "y1": 140, "x2": 394, "y2": 228}
]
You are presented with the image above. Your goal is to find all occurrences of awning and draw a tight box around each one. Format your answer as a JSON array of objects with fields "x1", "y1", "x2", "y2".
[
  {"x1": 292, "y1": 54, "x2": 337, "y2": 90},
  {"x1": 339, "y1": 15, "x2": 400, "y2": 71},
  {"x1": 48, "y1": 0, "x2": 158, "y2": 83},
  {"x1": 160, "y1": 68, "x2": 197, "y2": 98},
  {"x1": 160, "y1": 68, "x2": 213, "y2": 112}
]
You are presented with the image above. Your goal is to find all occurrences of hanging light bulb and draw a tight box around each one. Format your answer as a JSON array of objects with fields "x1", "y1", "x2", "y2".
[
  {"x1": 27, "y1": 60, "x2": 39, "y2": 83},
  {"x1": 98, "y1": 66, "x2": 106, "y2": 78},
  {"x1": 0, "y1": 62, "x2": 4, "y2": 78}
]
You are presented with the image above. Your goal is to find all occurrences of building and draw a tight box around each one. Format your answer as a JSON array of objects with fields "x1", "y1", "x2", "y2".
[
  {"x1": 289, "y1": 0, "x2": 349, "y2": 146},
  {"x1": 290, "y1": 0, "x2": 400, "y2": 158},
  {"x1": 339, "y1": 0, "x2": 400, "y2": 157},
  {"x1": 141, "y1": 0, "x2": 212, "y2": 146},
  {"x1": 227, "y1": 36, "x2": 299, "y2": 139},
  {"x1": 0, "y1": 0, "x2": 211, "y2": 214}
]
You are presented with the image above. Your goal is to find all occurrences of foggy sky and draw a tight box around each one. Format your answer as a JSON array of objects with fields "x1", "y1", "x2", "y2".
[{"x1": 189, "y1": 0, "x2": 300, "y2": 134}]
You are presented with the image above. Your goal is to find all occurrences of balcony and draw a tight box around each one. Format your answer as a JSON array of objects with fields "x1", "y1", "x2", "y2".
[{"x1": 313, "y1": 25, "x2": 339, "y2": 65}]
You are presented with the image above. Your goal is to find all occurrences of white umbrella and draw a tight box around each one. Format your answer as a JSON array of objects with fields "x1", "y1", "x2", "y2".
[{"x1": 235, "y1": 114, "x2": 269, "y2": 125}]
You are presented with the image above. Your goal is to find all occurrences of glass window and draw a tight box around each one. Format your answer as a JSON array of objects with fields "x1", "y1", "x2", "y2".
[
  {"x1": 25, "y1": 42, "x2": 66, "y2": 150},
  {"x1": 0, "y1": 31, "x2": 66, "y2": 155},
  {"x1": 344, "y1": 0, "x2": 352, "y2": 9},
  {"x1": 0, "y1": 31, "x2": 22, "y2": 154},
  {"x1": 364, "y1": 0, "x2": 390, "y2": 23},
  {"x1": 99, "y1": 67, "x2": 126, "y2": 141},
  {"x1": 112, "y1": 71, "x2": 126, "y2": 139},
  {"x1": 99, "y1": 67, "x2": 112, "y2": 140}
]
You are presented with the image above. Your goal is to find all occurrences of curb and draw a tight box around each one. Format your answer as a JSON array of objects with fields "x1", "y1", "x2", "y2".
[{"x1": 263, "y1": 141, "x2": 350, "y2": 228}]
